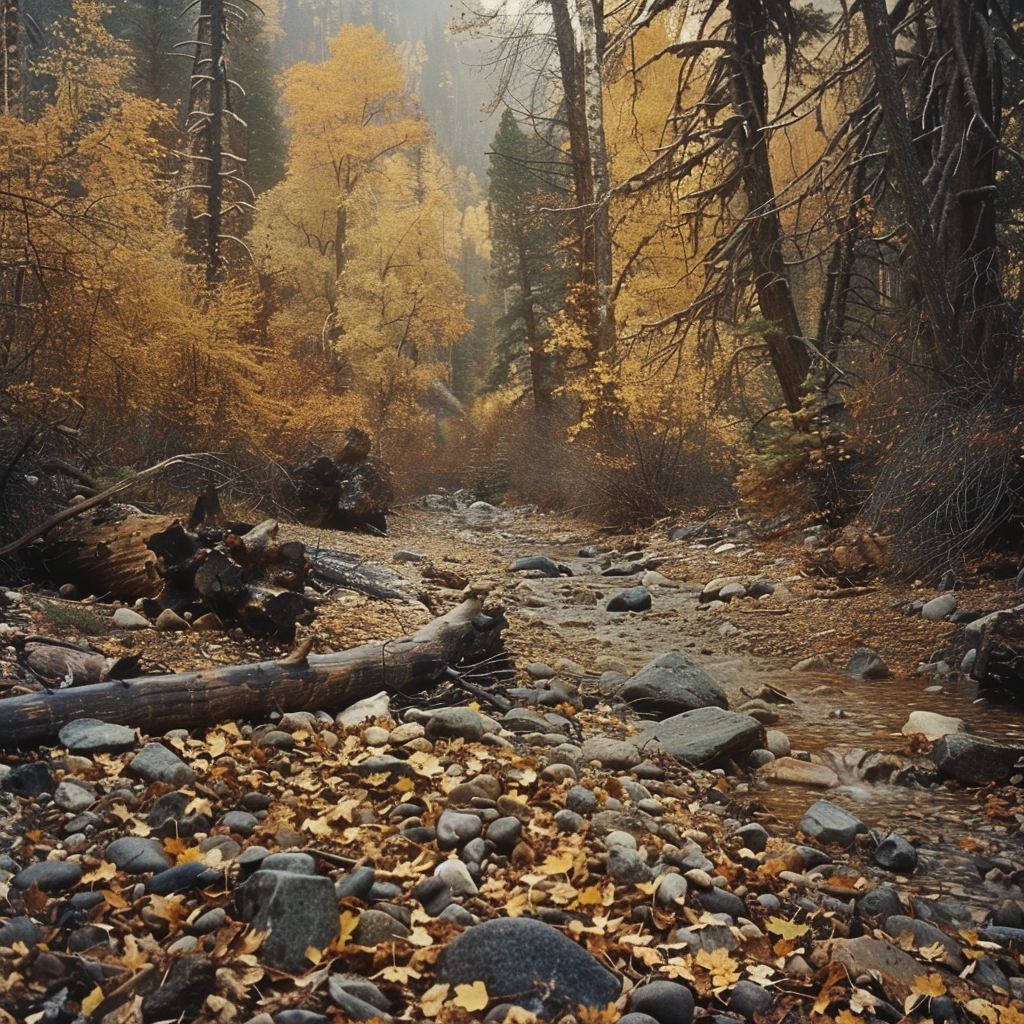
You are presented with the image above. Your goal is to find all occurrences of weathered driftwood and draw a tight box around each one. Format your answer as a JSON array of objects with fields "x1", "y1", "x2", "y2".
[{"x1": 0, "y1": 599, "x2": 505, "y2": 749}]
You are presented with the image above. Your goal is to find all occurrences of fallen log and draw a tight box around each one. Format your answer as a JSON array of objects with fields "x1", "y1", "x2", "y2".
[{"x1": 0, "y1": 599, "x2": 506, "y2": 750}]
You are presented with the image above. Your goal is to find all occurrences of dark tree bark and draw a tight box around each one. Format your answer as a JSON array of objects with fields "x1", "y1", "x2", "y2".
[{"x1": 0, "y1": 599, "x2": 506, "y2": 749}]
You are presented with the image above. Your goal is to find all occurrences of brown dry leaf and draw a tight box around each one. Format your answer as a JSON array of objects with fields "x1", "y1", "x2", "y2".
[
  {"x1": 122, "y1": 934, "x2": 151, "y2": 970},
  {"x1": 163, "y1": 836, "x2": 188, "y2": 859},
  {"x1": 22, "y1": 884, "x2": 48, "y2": 917},
  {"x1": 812, "y1": 961, "x2": 847, "y2": 1015},
  {"x1": 237, "y1": 929, "x2": 268, "y2": 956},
  {"x1": 660, "y1": 957, "x2": 696, "y2": 982},
  {"x1": 630, "y1": 946, "x2": 664, "y2": 968},
  {"x1": 1000, "y1": 1005, "x2": 1024, "y2": 1024},
  {"x1": 83, "y1": 860, "x2": 118, "y2": 884},
  {"x1": 407, "y1": 751, "x2": 444, "y2": 777},
  {"x1": 374, "y1": 964, "x2": 422, "y2": 984},
  {"x1": 919, "y1": 941, "x2": 947, "y2": 962},
  {"x1": 452, "y1": 980, "x2": 489, "y2": 1012},
  {"x1": 300, "y1": 816, "x2": 332, "y2": 838},
  {"x1": 420, "y1": 982, "x2": 449, "y2": 1017},
  {"x1": 836, "y1": 1011, "x2": 862, "y2": 1024},
  {"x1": 148, "y1": 894, "x2": 187, "y2": 930},
  {"x1": 964, "y1": 999, "x2": 1001, "y2": 1024},
  {"x1": 206, "y1": 733, "x2": 227, "y2": 758}
]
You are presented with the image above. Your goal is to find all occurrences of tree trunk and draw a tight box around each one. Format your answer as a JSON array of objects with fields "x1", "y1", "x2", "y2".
[
  {"x1": 728, "y1": 0, "x2": 811, "y2": 413},
  {"x1": 0, "y1": 599, "x2": 506, "y2": 750}
]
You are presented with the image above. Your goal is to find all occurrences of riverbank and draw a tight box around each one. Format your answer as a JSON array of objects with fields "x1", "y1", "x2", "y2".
[{"x1": 1, "y1": 498, "x2": 1023, "y2": 1023}]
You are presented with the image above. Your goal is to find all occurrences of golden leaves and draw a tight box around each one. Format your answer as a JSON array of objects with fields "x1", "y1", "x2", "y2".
[
  {"x1": 764, "y1": 916, "x2": 810, "y2": 941},
  {"x1": 694, "y1": 949, "x2": 741, "y2": 989},
  {"x1": 452, "y1": 981, "x2": 489, "y2": 1012}
]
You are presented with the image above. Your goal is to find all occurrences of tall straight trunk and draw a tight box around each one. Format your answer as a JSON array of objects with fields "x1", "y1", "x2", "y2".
[
  {"x1": 205, "y1": 0, "x2": 225, "y2": 282},
  {"x1": 728, "y1": 0, "x2": 810, "y2": 412}
]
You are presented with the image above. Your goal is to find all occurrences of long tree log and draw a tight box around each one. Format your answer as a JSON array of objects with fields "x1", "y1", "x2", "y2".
[{"x1": 0, "y1": 600, "x2": 505, "y2": 749}]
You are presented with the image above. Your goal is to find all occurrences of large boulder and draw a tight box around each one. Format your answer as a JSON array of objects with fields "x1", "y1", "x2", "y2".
[
  {"x1": 620, "y1": 652, "x2": 729, "y2": 717},
  {"x1": 930, "y1": 733, "x2": 1024, "y2": 785},
  {"x1": 647, "y1": 707, "x2": 765, "y2": 766},
  {"x1": 435, "y1": 917, "x2": 620, "y2": 1018}
]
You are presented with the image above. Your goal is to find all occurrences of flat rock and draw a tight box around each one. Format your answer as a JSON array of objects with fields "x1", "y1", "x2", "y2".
[
  {"x1": 128, "y1": 742, "x2": 195, "y2": 786},
  {"x1": 883, "y1": 915, "x2": 965, "y2": 970},
  {"x1": 931, "y1": 733, "x2": 1024, "y2": 785},
  {"x1": 436, "y1": 917, "x2": 620, "y2": 1018},
  {"x1": 105, "y1": 837, "x2": 173, "y2": 874},
  {"x1": 620, "y1": 651, "x2": 728, "y2": 717},
  {"x1": 797, "y1": 800, "x2": 868, "y2": 847},
  {"x1": 12, "y1": 860, "x2": 83, "y2": 892},
  {"x1": 648, "y1": 707, "x2": 765, "y2": 766},
  {"x1": 237, "y1": 870, "x2": 340, "y2": 973},
  {"x1": 901, "y1": 711, "x2": 967, "y2": 741},
  {"x1": 831, "y1": 936, "x2": 926, "y2": 990},
  {"x1": 761, "y1": 757, "x2": 839, "y2": 788}
]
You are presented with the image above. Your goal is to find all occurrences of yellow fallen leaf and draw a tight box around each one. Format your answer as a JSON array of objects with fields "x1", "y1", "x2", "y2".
[
  {"x1": 305, "y1": 945, "x2": 323, "y2": 966},
  {"x1": 80, "y1": 986, "x2": 104, "y2": 1016},
  {"x1": 964, "y1": 999, "x2": 1000, "y2": 1024},
  {"x1": 83, "y1": 861, "x2": 118, "y2": 884},
  {"x1": 101, "y1": 889, "x2": 129, "y2": 910},
  {"x1": 301, "y1": 816, "x2": 332, "y2": 838},
  {"x1": 918, "y1": 942, "x2": 947, "y2": 962},
  {"x1": 207, "y1": 733, "x2": 227, "y2": 758},
  {"x1": 337, "y1": 910, "x2": 360, "y2": 947},
  {"x1": 911, "y1": 973, "x2": 947, "y2": 998},
  {"x1": 375, "y1": 964, "x2": 422, "y2": 984},
  {"x1": 420, "y1": 982, "x2": 449, "y2": 1018},
  {"x1": 765, "y1": 916, "x2": 810, "y2": 940},
  {"x1": 539, "y1": 850, "x2": 574, "y2": 875},
  {"x1": 659, "y1": 957, "x2": 696, "y2": 982},
  {"x1": 452, "y1": 980, "x2": 489, "y2": 1012}
]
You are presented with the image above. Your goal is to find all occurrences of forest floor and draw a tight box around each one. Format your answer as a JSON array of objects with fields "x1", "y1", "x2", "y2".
[{"x1": 2, "y1": 497, "x2": 1024, "y2": 1024}]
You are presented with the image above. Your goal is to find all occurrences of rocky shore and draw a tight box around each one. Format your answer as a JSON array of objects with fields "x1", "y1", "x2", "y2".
[{"x1": 2, "y1": 499, "x2": 1024, "y2": 1023}]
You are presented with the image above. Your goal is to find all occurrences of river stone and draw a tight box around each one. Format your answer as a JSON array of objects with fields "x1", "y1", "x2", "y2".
[
  {"x1": 765, "y1": 730, "x2": 791, "y2": 757},
  {"x1": 435, "y1": 917, "x2": 620, "y2": 1018},
  {"x1": 141, "y1": 952, "x2": 215, "y2": 1022},
  {"x1": 237, "y1": 870, "x2": 340, "y2": 973},
  {"x1": 931, "y1": 733, "x2": 1024, "y2": 785},
  {"x1": 648, "y1": 707, "x2": 765, "y2": 766},
  {"x1": 2, "y1": 762, "x2": 56, "y2": 797},
  {"x1": 580, "y1": 736, "x2": 642, "y2": 768},
  {"x1": 697, "y1": 887, "x2": 747, "y2": 919},
  {"x1": 607, "y1": 845, "x2": 653, "y2": 885},
  {"x1": 873, "y1": 833, "x2": 918, "y2": 873},
  {"x1": 884, "y1": 915, "x2": 966, "y2": 970},
  {"x1": 351, "y1": 909, "x2": 411, "y2": 946},
  {"x1": 12, "y1": 860, "x2": 83, "y2": 892},
  {"x1": 434, "y1": 858, "x2": 478, "y2": 896},
  {"x1": 512, "y1": 555, "x2": 562, "y2": 577},
  {"x1": 437, "y1": 809, "x2": 483, "y2": 848},
  {"x1": 146, "y1": 861, "x2": 208, "y2": 895},
  {"x1": 655, "y1": 872, "x2": 688, "y2": 905},
  {"x1": 617, "y1": 1015, "x2": 661, "y2": 1024},
  {"x1": 485, "y1": 816, "x2": 522, "y2": 850},
  {"x1": 111, "y1": 606, "x2": 150, "y2": 629},
  {"x1": 761, "y1": 756, "x2": 839, "y2": 788},
  {"x1": 335, "y1": 865, "x2": 377, "y2": 901},
  {"x1": 54, "y1": 780, "x2": 95, "y2": 814},
  {"x1": 733, "y1": 823, "x2": 770, "y2": 854},
  {"x1": 58, "y1": 719, "x2": 138, "y2": 754},
  {"x1": 845, "y1": 646, "x2": 891, "y2": 680},
  {"x1": 672, "y1": 923, "x2": 737, "y2": 953},
  {"x1": 105, "y1": 837, "x2": 173, "y2": 874},
  {"x1": 628, "y1": 980, "x2": 695, "y2": 1024},
  {"x1": 832, "y1": 936, "x2": 925, "y2": 989},
  {"x1": 729, "y1": 979, "x2": 773, "y2": 1021},
  {"x1": 857, "y1": 886, "x2": 903, "y2": 922},
  {"x1": 0, "y1": 916, "x2": 42, "y2": 948},
  {"x1": 424, "y1": 707, "x2": 487, "y2": 742},
  {"x1": 262, "y1": 853, "x2": 317, "y2": 875},
  {"x1": 329, "y1": 988, "x2": 393, "y2": 1023},
  {"x1": 921, "y1": 594, "x2": 957, "y2": 621},
  {"x1": 329, "y1": 974, "x2": 392, "y2": 1014},
  {"x1": 565, "y1": 786, "x2": 598, "y2": 816},
  {"x1": 335, "y1": 691, "x2": 392, "y2": 727},
  {"x1": 797, "y1": 800, "x2": 867, "y2": 847},
  {"x1": 620, "y1": 651, "x2": 728, "y2": 717},
  {"x1": 607, "y1": 587, "x2": 652, "y2": 612},
  {"x1": 155, "y1": 608, "x2": 190, "y2": 631},
  {"x1": 128, "y1": 742, "x2": 195, "y2": 786},
  {"x1": 901, "y1": 711, "x2": 967, "y2": 741}
]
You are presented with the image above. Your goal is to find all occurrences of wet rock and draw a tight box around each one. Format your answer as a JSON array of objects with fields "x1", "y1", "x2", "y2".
[
  {"x1": 237, "y1": 870, "x2": 340, "y2": 973},
  {"x1": 845, "y1": 647, "x2": 891, "y2": 680},
  {"x1": 628, "y1": 979, "x2": 695, "y2": 1024},
  {"x1": 607, "y1": 587, "x2": 652, "y2": 612},
  {"x1": 436, "y1": 917, "x2": 620, "y2": 1018},
  {"x1": 901, "y1": 711, "x2": 966, "y2": 741},
  {"x1": 931, "y1": 733, "x2": 1024, "y2": 785},
  {"x1": 141, "y1": 952, "x2": 215, "y2": 1022},
  {"x1": 58, "y1": 719, "x2": 137, "y2": 754},
  {"x1": 857, "y1": 886, "x2": 903, "y2": 922},
  {"x1": 12, "y1": 861, "x2": 82, "y2": 893},
  {"x1": 620, "y1": 652, "x2": 729, "y2": 717},
  {"x1": 873, "y1": 833, "x2": 918, "y2": 873},
  {"x1": 797, "y1": 800, "x2": 867, "y2": 847},
  {"x1": 648, "y1": 707, "x2": 765, "y2": 766},
  {"x1": 761, "y1": 757, "x2": 839, "y2": 788},
  {"x1": 128, "y1": 742, "x2": 195, "y2": 786},
  {"x1": 104, "y1": 837, "x2": 173, "y2": 874}
]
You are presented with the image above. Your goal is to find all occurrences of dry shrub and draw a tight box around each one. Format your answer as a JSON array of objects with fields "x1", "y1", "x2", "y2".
[{"x1": 860, "y1": 394, "x2": 1024, "y2": 579}]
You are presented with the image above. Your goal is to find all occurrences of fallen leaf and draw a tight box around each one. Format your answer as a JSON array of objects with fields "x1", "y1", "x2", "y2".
[
  {"x1": 765, "y1": 916, "x2": 810, "y2": 941},
  {"x1": 304, "y1": 945, "x2": 323, "y2": 966},
  {"x1": 101, "y1": 889, "x2": 129, "y2": 910},
  {"x1": 918, "y1": 942, "x2": 947, "y2": 962},
  {"x1": 420, "y1": 982, "x2": 449, "y2": 1017},
  {"x1": 539, "y1": 850, "x2": 574, "y2": 875},
  {"x1": 375, "y1": 964, "x2": 422, "y2": 984},
  {"x1": 659, "y1": 957, "x2": 695, "y2": 982},
  {"x1": 452, "y1": 980, "x2": 489, "y2": 1012},
  {"x1": 910, "y1": 973, "x2": 947, "y2": 998},
  {"x1": 964, "y1": 999, "x2": 1000, "y2": 1024},
  {"x1": 337, "y1": 910, "x2": 360, "y2": 947},
  {"x1": 80, "y1": 986, "x2": 104, "y2": 1016},
  {"x1": 301, "y1": 816, "x2": 332, "y2": 838},
  {"x1": 695, "y1": 948, "x2": 741, "y2": 989},
  {"x1": 82, "y1": 861, "x2": 118, "y2": 884}
]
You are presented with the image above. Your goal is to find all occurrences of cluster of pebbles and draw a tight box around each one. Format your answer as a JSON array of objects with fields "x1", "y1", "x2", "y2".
[{"x1": 2, "y1": 661, "x2": 1024, "y2": 1024}]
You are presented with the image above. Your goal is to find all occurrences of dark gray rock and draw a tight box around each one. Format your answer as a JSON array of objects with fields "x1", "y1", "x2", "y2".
[
  {"x1": 329, "y1": 988, "x2": 393, "y2": 1022},
  {"x1": 729, "y1": 980, "x2": 773, "y2": 1021},
  {"x1": 262, "y1": 853, "x2": 317, "y2": 875},
  {"x1": 328, "y1": 974, "x2": 392, "y2": 1013},
  {"x1": 832, "y1": 937, "x2": 924, "y2": 989},
  {"x1": 350, "y1": 908, "x2": 410, "y2": 946},
  {"x1": 883, "y1": 915, "x2": 965, "y2": 971},
  {"x1": 437, "y1": 809, "x2": 483, "y2": 848},
  {"x1": 628, "y1": 979, "x2": 695, "y2": 1024},
  {"x1": 873, "y1": 833, "x2": 918, "y2": 873},
  {"x1": 607, "y1": 846, "x2": 653, "y2": 885},
  {"x1": 128, "y1": 742, "x2": 195, "y2": 786},
  {"x1": 554, "y1": 809, "x2": 584, "y2": 833},
  {"x1": 12, "y1": 860, "x2": 83, "y2": 892},
  {"x1": 797, "y1": 800, "x2": 868, "y2": 848},
  {"x1": 237, "y1": 870, "x2": 340, "y2": 973},
  {"x1": 146, "y1": 862, "x2": 208, "y2": 895},
  {"x1": 58, "y1": 719, "x2": 137, "y2": 754},
  {"x1": 565, "y1": 786, "x2": 598, "y2": 816},
  {"x1": 436, "y1": 917, "x2": 620, "y2": 1018},
  {"x1": 697, "y1": 887, "x2": 746, "y2": 919},
  {"x1": 335, "y1": 866, "x2": 376, "y2": 901},
  {"x1": 220, "y1": 810, "x2": 259, "y2": 836},
  {"x1": 931, "y1": 733, "x2": 1024, "y2": 785},
  {"x1": 352, "y1": 755, "x2": 415, "y2": 780},
  {"x1": 620, "y1": 652, "x2": 728, "y2": 718},
  {"x1": 845, "y1": 647, "x2": 892, "y2": 680},
  {"x1": 648, "y1": 707, "x2": 765, "y2": 766},
  {"x1": 511, "y1": 556, "x2": 564, "y2": 578},
  {"x1": 273, "y1": 1012, "x2": 330, "y2": 1024},
  {"x1": 1, "y1": 762, "x2": 55, "y2": 797},
  {"x1": 411, "y1": 876, "x2": 452, "y2": 916},
  {"x1": 671, "y1": 924, "x2": 736, "y2": 953},
  {"x1": 733, "y1": 823, "x2": 769, "y2": 854},
  {"x1": 0, "y1": 916, "x2": 42, "y2": 948},
  {"x1": 104, "y1": 837, "x2": 173, "y2": 874},
  {"x1": 141, "y1": 952, "x2": 216, "y2": 1022},
  {"x1": 607, "y1": 587, "x2": 652, "y2": 612},
  {"x1": 857, "y1": 886, "x2": 903, "y2": 922}
]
